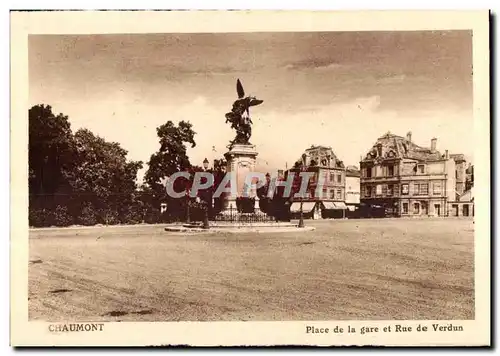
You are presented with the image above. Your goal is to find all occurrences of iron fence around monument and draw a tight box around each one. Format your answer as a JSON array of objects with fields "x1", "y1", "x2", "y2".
[{"x1": 214, "y1": 206, "x2": 276, "y2": 223}]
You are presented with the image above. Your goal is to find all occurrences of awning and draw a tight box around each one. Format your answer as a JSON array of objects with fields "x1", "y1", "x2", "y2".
[
  {"x1": 334, "y1": 202, "x2": 347, "y2": 210},
  {"x1": 322, "y1": 201, "x2": 347, "y2": 210},
  {"x1": 290, "y1": 202, "x2": 316, "y2": 213},
  {"x1": 322, "y1": 201, "x2": 335, "y2": 210}
]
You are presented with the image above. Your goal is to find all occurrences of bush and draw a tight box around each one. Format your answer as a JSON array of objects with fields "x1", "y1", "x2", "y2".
[
  {"x1": 144, "y1": 208, "x2": 161, "y2": 224},
  {"x1": 122, "y1": 208, "x2": 145, "y2": 225},
  {"x1": 236, "y1": 197, "x2": 255, "y2": 213},
  {"x1": 53, "y1": 205, "x2": 73, "y2": 227},
  {"x1": 29, "y1": 208, "x2": 55, "y2": 227},
  {"x1": 98, "y1": 208, "x2": 120, "y2": 225},
  {"x1": 79, "y1": 204, "x2": 99, "y2": 226}
]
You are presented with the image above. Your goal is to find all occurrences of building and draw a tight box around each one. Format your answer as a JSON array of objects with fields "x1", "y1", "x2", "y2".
[
  {"x1": 345, "y1": 165, "x2": 361, "y2": 211},
  {"x1": 447, "y1": 162, "x2": 474, "y2": 217},
  {"x1": 359, "y1": 131, "x2": 467, "y2": 217},
  {"x1": 448, "y1": 187, "x2": 474, "y2": 217},
  {"x1": 450, "y1": 154, "x2": 467, "y2": 195},
  {"x1": 465, "y1": 163, "x2": 474, "y2": 191},
  {"x1": 286, "y1": 145, "x2": 347, "y2": 219}
]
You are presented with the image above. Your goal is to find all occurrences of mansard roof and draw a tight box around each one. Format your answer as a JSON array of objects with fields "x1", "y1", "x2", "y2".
[
  {"x1": 450, "y1": 153, "x2": 466, "y2": 162},
  {"x1": 296, "y1": 145, "x2": 345, "y2": 168},
  {"x1": 346, "y1": 167, "x2": 361, "y2": 177},
  {"x1": 362, "y1": 131, "x2": 443, "y2": 163}
]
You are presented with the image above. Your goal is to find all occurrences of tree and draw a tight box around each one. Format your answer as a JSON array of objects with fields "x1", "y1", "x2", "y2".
[
  {"x1": 144, "y1": 121, "x2": 197, "y2": 220},
  {"x1": 211, "y1": 158, "x2": 227, "y2": 216},
  {"x1": 257, "y1": 173, "x2": 272, "y2": 214},
  {"x1": 29, "y1": 104, "x2": 77, "y2": 219},
  {"x1": 145, "y1": 121, "x2": 196, "y2": 192},
  {"x1": 28, "y1": 104, "x2": 144, "y2": 227},
  {"x1": 70, "y1": 128, "x2": 143, "y2": 224}
]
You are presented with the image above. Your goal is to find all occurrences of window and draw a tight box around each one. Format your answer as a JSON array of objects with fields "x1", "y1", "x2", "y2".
[
  {"x1": 433, "y1": 182, "x2": 442, "y2": 195},
  {"x1": 329, "y1": 190, "x2": 335, "y2": 199},
  {"x1": 337, "y1": 174, "x2": 342, "y2": 183},
  {"x1": 382, "y1": 184, "x2": 387, "y2": 196},
  {"x1": 401, "y1": 184, "x2": 409, "y2": 195},
  {"x1": 387, "y1": 165, "x2": 394, "y2": 177},
  {"x1": 365, "y1": 186, "x2": 372, "y2": 197},
  {"x1": 336, "y1": 189, "x2": 342, "y2": 200},
  {"x1": 413, "y1": 183, "x2": 429, "y2": 195},
  {"x1": 387, "y1": 184, "x2": 394, "y2": 196},
  {"x1": 376, "y1": 184, "x2": 382, "y2": 195},
  {"x1": 329, "y1": 173, "x2": 334, "y2": 182},
  {"x1": 366, "y1": 167, "x2": 372, "y2": 178},
  {"x1": 402, "y1": 203, "x2": 409, "y2": 214},
  {"x1": 418, "y1": 165, "x2": 425, "y2": 174},
  {"x1": 414, "y1": 203, "x2": 420, "y2": 214}
]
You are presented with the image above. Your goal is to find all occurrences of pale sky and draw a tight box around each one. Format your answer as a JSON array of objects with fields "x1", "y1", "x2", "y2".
[{"x1": 29, "y1": 31, "x2": 473, "y2": 181}]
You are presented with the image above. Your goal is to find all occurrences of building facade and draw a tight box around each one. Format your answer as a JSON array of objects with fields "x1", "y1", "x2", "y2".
[
  {"x1": 450, "y1": 154, "x2": 467, "y2": 196},
  {"x1": 286, "y1": 145, "x2": 347, "y2": 219},
  {"x1": 448, "y1": 187, "x2": 474, "y2": 217},
  {"x1": 447, "y1": 161, "x2": 474, "y2": 217},
  {"x1": 345, "y1": 166, "x2": 361, "y2": 211},
  {"x1": 359, "y1": 132, "x2": 463, "y2": 217},
  {"x1": 465, "y1": 163, "x2": 474, "y2": 191}
]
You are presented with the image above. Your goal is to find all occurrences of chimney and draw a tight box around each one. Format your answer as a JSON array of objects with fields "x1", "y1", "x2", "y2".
[
  {"x1": 406, "y1": 131, "x2": 412, "y2": 142},
  {"x1": 445, "y1": 149, "x2": 449, "y2": 159},
  {"x1": 431, "y1": 137, "x2": 437, "y2": 152}
]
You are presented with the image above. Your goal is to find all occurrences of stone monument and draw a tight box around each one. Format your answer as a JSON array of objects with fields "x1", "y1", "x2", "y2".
[{"x1": 222, "y1": 79, "x2": 263, "y2": 212}]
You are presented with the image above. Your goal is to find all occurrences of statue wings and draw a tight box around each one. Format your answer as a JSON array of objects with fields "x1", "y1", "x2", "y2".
[
  {"x1": 249, "y1": 98, "x2": 264, "y2": 107},
  {"x1": 236, "y1": 79, "x2": 245, "y2": 99},
  {"x1": 236, "y1": 79, "x2": 264, "y2": 106}
]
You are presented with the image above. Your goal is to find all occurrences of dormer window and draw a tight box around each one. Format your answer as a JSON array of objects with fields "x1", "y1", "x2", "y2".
[
  {"x1": 387, "y1": 165, "x2": 394, "y2": 177},
  {"x1": 418, "y1": 165, "x2": 425, "y2": 174}
]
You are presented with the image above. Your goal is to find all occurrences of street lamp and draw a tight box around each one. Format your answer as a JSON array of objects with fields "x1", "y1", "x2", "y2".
[
  {"x1": 202, "y1": 158, "x2": 210, "y2": 229},
  {"x1": 298, "y1": 153, "x2": 306, "y2": 228},
  {"x1": 186, "y1": 184, "x2": 191, "y2": 224}
]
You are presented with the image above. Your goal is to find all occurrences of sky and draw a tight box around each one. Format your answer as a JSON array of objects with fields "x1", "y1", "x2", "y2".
[{"x1": 29, "y1": 31, "x2": 473, "y2": 181}]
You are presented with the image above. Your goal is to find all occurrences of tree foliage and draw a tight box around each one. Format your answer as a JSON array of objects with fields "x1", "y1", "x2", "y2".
[
  {"x1": 29, "y1": 104, "x2": 77, "y2": 212},
  {"x1": 145, "y1": 121, "x2": 196, "y2": 194},
  {"x1": 143, "y1": 121, "x2": 198, "y2": 220},
  {"x1": 28, "y1": 104, "x2": 143, "y2": 227}
]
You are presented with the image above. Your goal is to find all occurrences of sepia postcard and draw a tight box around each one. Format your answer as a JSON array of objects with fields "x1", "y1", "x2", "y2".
[{"x1": 10, "y1": 10, "x2": 490, "y2": 347}]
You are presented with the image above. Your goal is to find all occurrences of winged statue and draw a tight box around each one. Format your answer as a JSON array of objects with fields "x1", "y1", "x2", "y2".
[{"x1": 225, "y1": 79, "x2": 264, "y2": 146}]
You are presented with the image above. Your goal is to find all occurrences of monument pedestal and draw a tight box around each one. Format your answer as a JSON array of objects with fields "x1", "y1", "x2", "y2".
[{"x1": 221, "y1": 143, "x2": 259, "y2": 213}]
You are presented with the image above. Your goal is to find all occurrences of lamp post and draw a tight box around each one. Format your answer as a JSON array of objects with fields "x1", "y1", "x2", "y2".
[
  {"x1": 298, "y1": 153, "x2": 307, "y2": 228},
  {"x1": 186, "y1": 189, "x2": 191, "y2": 224},
  {"x1": 202, "y1": 158, "x2": 210, "y2": 229}
]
